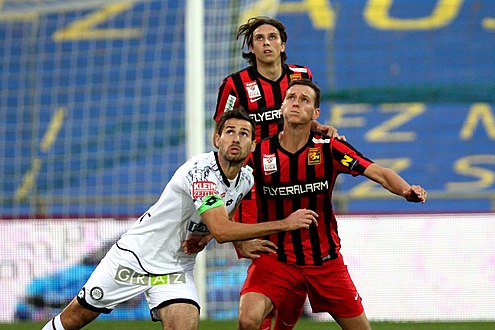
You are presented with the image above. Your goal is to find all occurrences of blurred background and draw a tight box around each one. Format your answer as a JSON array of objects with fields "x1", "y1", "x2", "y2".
[{"x1": 1, "y1": 0, "x2": 494, "y2": 324}]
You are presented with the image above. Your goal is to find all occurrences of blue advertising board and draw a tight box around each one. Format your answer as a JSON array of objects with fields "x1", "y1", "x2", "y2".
[{"x1": 0, "y1": 0, "x2": 494, "y2": 216}]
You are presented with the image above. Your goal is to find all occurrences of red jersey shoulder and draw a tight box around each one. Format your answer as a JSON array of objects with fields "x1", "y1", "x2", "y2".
[{"x1": 286, "y1": 64, "x2": 312, "y2": 81}]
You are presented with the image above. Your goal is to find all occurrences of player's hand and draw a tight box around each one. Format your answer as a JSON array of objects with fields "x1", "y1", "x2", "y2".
[
  {"x1": 312, "y1": 121, "x2": 346, "y2": 141},
  {"x1": 182, "y1": 234, "x2": 212, "y2": 254},
  {"x1": 284, "y1": 209, "x2": 318, "y2": 230},
  {"x1": 404, "y1": 185, "x2": 427, "y2": 203},
  {"x1": 234, "y1": 239, "x2": 277, "y2": 259}
]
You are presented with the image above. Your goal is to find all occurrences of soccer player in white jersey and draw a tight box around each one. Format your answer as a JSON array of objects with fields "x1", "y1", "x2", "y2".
[{"x1": 41, "y1": 107, "x2": 318, "y2": 330}]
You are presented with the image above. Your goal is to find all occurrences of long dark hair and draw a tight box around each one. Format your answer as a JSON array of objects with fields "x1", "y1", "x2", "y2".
[{"x1": 237, "y1": 16, "x2": 288, "y2": 66}]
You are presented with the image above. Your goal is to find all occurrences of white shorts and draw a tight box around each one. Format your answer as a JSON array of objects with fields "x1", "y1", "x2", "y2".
[{"x1": 77, "y1": 245, "x2": 200, "y2": 321}]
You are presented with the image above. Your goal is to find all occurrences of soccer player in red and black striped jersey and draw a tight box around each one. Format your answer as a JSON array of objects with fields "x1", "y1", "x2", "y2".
[
  {"x1": 238, "y1": 79, "x2": 427, "y2": 330},
  {"x1": 214, "y1": 16, "x2": 332, "y2": 142},
  {"x1": 215, "y1": 17, "x2": 336, "y2": 330}
]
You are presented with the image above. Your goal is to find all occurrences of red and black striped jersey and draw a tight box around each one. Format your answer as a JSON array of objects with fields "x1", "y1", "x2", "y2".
[
  {"x1": 214, "y1": 64, "x2": 312, "y2": 142},
  {"x1": 246, "y1": 131, "x2": 373, "y2": 266}
]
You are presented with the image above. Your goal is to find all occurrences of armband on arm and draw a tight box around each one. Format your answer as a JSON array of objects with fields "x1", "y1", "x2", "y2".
[{"x1": 198, "y1": 195, "x2": 224, "y2": 214}]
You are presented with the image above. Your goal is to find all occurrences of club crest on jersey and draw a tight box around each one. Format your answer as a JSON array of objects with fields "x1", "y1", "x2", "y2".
[
  {"x1": 308, "y1": 147, "x2": 321, "y2": 165},
  {"x1": 192, "y1": 181, "x2": 217, "y2": 198},
  {"x1": 90, "y1": 287, "x2": 104, "y2": 301},
  {"x1": 263, "y1": 154, "x2": 277, "y2": 175},
  {"x1": 290, "y1": 73, "x2": 302, "y2": 81},
  {"x1": 245, "y1": 81, "x2": 262, "y2": 102}
]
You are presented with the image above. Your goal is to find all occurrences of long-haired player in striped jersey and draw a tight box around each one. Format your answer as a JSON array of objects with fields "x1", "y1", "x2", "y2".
[
  {"x1": 214, "y1": 16, "x2": 339, "y2": 330},
  {"x1": 215, "y1": 16, "x2": 333, "y2": 141},
  {"x1": 238, "y1": 79, "x2": 427, "y2": 330}
]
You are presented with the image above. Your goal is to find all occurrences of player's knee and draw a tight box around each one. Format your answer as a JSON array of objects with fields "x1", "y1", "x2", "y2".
[{"x1": 238, "y1": 309, "x2": 262, "y2": 330}]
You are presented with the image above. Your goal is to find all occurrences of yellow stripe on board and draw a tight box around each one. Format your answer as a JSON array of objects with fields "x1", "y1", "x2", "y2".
[
  {"x1": 15, "y1": 107, "x2": 66, "y2": 201},
  {"x1": 53, "y1": 2, "x2": 141, "y2": 41},
  {"x1": 41, "y1": 107, "x2": 66, "y2": 151}
]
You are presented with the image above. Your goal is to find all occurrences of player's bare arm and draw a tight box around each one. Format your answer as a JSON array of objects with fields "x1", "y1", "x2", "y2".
[
  {"x1": 200, "y1": 199, "x2": 318, "y2": 243},
  {"x1": 181, "y1": 231, "x2": 278, "y2": 256},
  {"x1": 311, "y1": 120, "x2": 346, "y2": 140},
  {"x1": 363, "y1": 163, "x2": 427, "y2": 203}
]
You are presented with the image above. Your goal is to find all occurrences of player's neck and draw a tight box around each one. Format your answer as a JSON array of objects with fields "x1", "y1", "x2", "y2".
[
  {"x1": 218, "y1": 157, "x2": 243, "y2": 180},
  {"x1": 278, "y1": 125, "x2": 310, "y2": 153},
  {"x1": 256, "y1": 61, "x2": 283, "y2": 81}
]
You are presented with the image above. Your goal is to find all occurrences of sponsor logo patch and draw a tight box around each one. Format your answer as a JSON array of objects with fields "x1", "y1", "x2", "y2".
[
  {"x1": 308, "y1": 147, "x2": 321, "y2": 165},
  {"x1": 263, "y1": 154, "x2": 277, "y2": 175},
  {"x1": 340, "y1": 154, "x2": 358, "y2": 170},
  {"x1": 77, "y1": 288, "x2": 85, "y2": 299},
  {"x1": 249, "y1": 108, "x2": 281, "y2": 123},
  {"x1": 245, "y1": 81, "x2": 261, "y2": 102},
  {"x1": 225, "y1": 94, "x2": 236, "y2": 112},
  {"x1": 192, "y1": 181, "x2": 217, "y2": 198},
  {"x1": 188, "y1": 221, "x2": 210, "y2": 233},
  {"x1": 262, "y1": 180, "x2": 329, "y2": 196},
  {"x1": 115, "y1": 265, "x2": 186, "y2": 286}
]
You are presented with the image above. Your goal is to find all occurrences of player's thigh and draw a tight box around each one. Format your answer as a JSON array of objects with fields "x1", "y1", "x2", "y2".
[
  {"x1": 148, "y1": 270, "x2": 200, "y2": 323},
  {"x1": 158, "y1": 302, "x2": 199, "y2": 330}
]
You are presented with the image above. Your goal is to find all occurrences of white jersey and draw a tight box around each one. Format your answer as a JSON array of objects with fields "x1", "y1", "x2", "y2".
[{"x1": 115, "y1": 151, "x2": 253, "y2": 275}]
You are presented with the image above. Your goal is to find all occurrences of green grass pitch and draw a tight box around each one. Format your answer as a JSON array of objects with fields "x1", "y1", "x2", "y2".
[{"x1": 2, "y1": 319, "x2": 495, "y2": 329}]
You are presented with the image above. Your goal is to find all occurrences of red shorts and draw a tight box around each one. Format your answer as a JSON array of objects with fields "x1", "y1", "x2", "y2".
[{"x1": 240, "y1": 254, "x2": 364, "y2": 318}]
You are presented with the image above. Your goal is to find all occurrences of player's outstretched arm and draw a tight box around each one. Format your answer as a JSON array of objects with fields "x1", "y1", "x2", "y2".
[
  {"x1": 233, "y1": 239, "x2": 278, "y2": 259},
  {"x1": 363, "y1": 163, "x2": 427, "y2": 203},
  {"x1": 201, "y1": 202, "x2": 318, "y2": 244},
  {"x1": 181, "y1": 235, "x2": 278, "y2": 257}
]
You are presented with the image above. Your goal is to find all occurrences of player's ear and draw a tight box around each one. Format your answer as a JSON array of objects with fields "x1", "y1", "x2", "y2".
[
  {"x1": 281, "y1": 42, "x2": 286, "y2": 53},
  {"x1": 213, "y1": 133, "x2": 220, "y2": 149},
  {"x1": 250, "y1": 140, "x2": 257, "y2": 152},
  {"x1": 313, "y1": 107, "x2": 321, "y2": 121}
]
